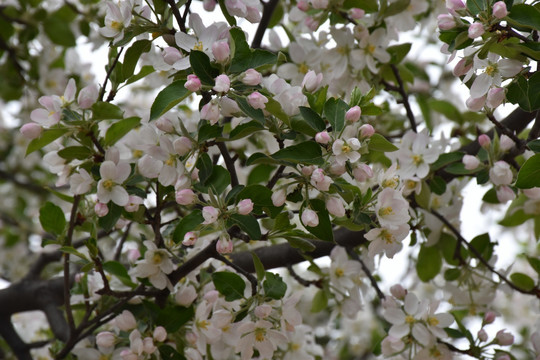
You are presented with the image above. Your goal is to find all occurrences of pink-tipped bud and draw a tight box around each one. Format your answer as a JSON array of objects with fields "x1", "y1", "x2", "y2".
[
  {"x1": 446, "y1": 0, "x2": 465, "y2": 10},
  {"x1": 301, "y1": 209, "x2": 319, "y2": 227},
  {"x1": 345, "y1": 106, "x2": 362, "y2": 122},
  {"x1": 153, "y1": 326, "x2": 167, "y2": 342},
  {"x1": 468, "y1": 22, "x2": 485, "y2": 38},
  {"x1": 204, "y1": 290, "x2": 219, "y2": 303},
  {"x1": 496, "y1": 185, "x2": 515, "y2": 203},
  {"x1": 203, "y1": 0, "x2": 217, "y2": 11},
  {"x1": 349, "y1": 8, "x2": 365, "y2": 19},
  {"x1": 247, "y1": 91, "x2": 268, "y2": 109},
  {"x1": 490, "y1": 161, "x2": 513, "y2": 186},
  {"x1": 202, "y1": 206, "x2": 219, "y2": 224},
  {"x1": 155, "y1": 117, "x2": 175, "y2": 133},
  {"x1": 437, "y1": 14, "x2": 456, "y2": 30},
  {"x1": 301, "y1": 70, "x2": 323, "y2": 92},
  {"x1": 182, "y1": 232, "x2": 198, "y2": 246},
  {"x1": 77, "y1": 84, "x2": 99, "y2": 109},
  {"x1": 125, "y1": 195, "x2": 143, "y2": 212},
  {"x1": 297, "y1": 0, "x2": 310, "y2": 11},
  {"x1": 462, "y1": 154, "x2": 480, "y2": 170},
  {"x1": 127, "y1": 248, "x2": 140, "y2": 262},
  {"x1": 311, "y1": 0, "x2": 328, "y2": 9},
  {"x1": 353, "y1": 163, "x2": 374, "y2": 182},
  {"x1": 390, "y1": 284, "x2": 407, "y2": 299},
  {"x1": 115, "y1": 310, "x2": 137, "y2": 331},
  {"x1": 478, "y1": 329, "x2": 488, "y2": 342},
  {"x1": 453, "y1": 58, "x2": 473, "y2": 77},
  {"x1": 315, "y1": 131, "x2": 330, "y2": 144},
  {"x1": 484, "y1": 311, "x2": 497, "y2": 324},
  {"x1": 143, "y1": 337, "x2": 156, "y2": 354},
  {"x1": 175, "y1": 284, "x2": 197, "y2": 306},
  {"x1": 185, "y1": 74, "x2": 202, "y2": 92},
  {"x1": 96, "y1": 331, "x2": 116, "y2": 348},
  {"x1": 271, "y1": 189, "x2": 286, "y2": 207},
  {"x1": 20, "y1": 123, "x2": 43, "y2": 140},
  {"x1": 173, "y1": 136, "x2": 193, "y2": 156},
  {"x1": 212, "y1": 41, "x2": 230, "y2": 63},
  {"x1": 176, "y1": 189, "x2": 197, "y2": 205},
  {"x1": 241, "y1": 69, "x2": 262, "y2": 86},
  {"x1": 326, "y1": 197, "x2": 346, "y2": 217},
  {"x1": 304, "y1": 16, "x2": 319, "y2": 31},
  {"x1": 496, "y1": 329, "x2": 514, "y2": 345},
  {"x1": 163, "y1": 47, "x2": 183, "y2": 66},
  {"x1": 466, "y1": 96, "x2": 486, "y2": 111},
  {"x1": 95, "y1": 202, "x2": 109, "y2": 217},
  {"x1": 254, "y1": 304, "x2": 273, "y2": 318},
  {"x1": 213, "y1": 74, "x2": 230, "y2": 93},
  {"x1": 360, "y1": 124, "x2": 375, "y2": 138},
  {"x1": 237, "y1": 199, "x2": 254, "y2": 215},
  {"x1": 493, "y1": 1, "x2": 508, "y2": 18},
  {"x1": 486, "y1": 87, "x2": 505, "y2": 109},
  {"x1": 499, "y1": 134, "x2": 515, "y2": 152},
  {"x1": 478, "y1": 134, "x2": 491, "y2": 148},
  {"x1": 200, "y1": 101, "x2": 220, "y2": 125},
  {"x1": 216, "y1": 235, "x2": 233, "y2": 254}
]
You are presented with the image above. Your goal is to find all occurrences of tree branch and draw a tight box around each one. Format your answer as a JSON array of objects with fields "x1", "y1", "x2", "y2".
[
  {"x1": 164, "y1": 0, "x2": 187, "y2": 33},
  {"x1": 345, "y1": 248, "x2": 385, "y2": 301},
  {"x1": 390, "y1": 64, "x2": 417, "y2": 132},
  {"x1": 217, "y1": 142, "x2": 239, "y2": 188},
  {"x1": 251, "y1": 0, "x2": 280, "y2": 49}
]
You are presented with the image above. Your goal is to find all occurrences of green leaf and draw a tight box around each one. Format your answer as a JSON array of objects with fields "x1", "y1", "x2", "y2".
[
  {"x1": 368, "y1": 133, "x2": 398, "y2": 152},
  {"x1": 302, "y1": 199, "x2": 333, "y2": 241},
  {"x1": 416, "y1": 244, "x2": 442, "y2": 282},
  {"x1": 429, "y1": 99, "x2": 464, "y2": 123},
  {"x1": 229, "y1": 120, "x2": 264, "y2": 140},
  {"x1": 247, "y1": 164, "x2": 275, "y2": 185},
  {"x1": 527, "y1": 139, "x2": 540, "y2": 153},
  {"x1": 516, "y1": 153, "x2": 540, "y2": 188},
  {"x1": 59, "y1": 246, "x2": 88, "y2": 261},
  {"x1": 235, "y1": 96, "x2": 266, "y2": 124},
  {"x1": 527, "y1": 256, "x2": 540, "y2": 275},
  {"x1": 92, "y1": 101, "x2": 124, "y2": 120},
  {"x1": 467, "y1": 0, "x2": 485, "y2": 15},
  {"x1": 510, "y1": 272, "x2": 536, "y2": 291},
  {"x1": 156, "y1": 306, "x2": 194, "y2": 333},
  {"x1": 251, "y1": 252, "x2": 266, "y2": 281},
  {"x1": 217, "y1": 0, "x2": 237, "y2": 26},
  {"x1": 311, "y1": 289, "x2": 328, "y2": 312},
  {"x1": 237, "y1": 184, "x2": 274, "y2": 207},
  {"x1": 343, "y1": 0, "x2": 378, "y2": 11},
  {"x1": 284, "y1": 236, "x2": 317, "y2": 252},
  {"x1": 43, "y1": 14, "x2": 76, "y2": 47},
  {"x1": 173, "y1": 210, "x2": 204, "y2": 243},
  {"x1": 431, "y1": 151, "x2": 464, "y2": 171},
  {"x1": 229, "y1": 28, "x2": 277, "y2": 73},
  {"x1": 123, "y1": 39, "x2": 152, "y2": 80},
  {"x1": 126, "y1": 65, "x2": 155, "y2": 85},
  {"x1": 444, "y1": 268, "x2": 461, "y2": 281},
  {"x1": 26, "y1": 128, "x2": 69, "y2": 156},
  {"x1": 158, "y1": 345, "x2": 186, "y2": 360},
  {"x1": 507, "y1": 73, "x2": 540, "y2": 112},
  {"x1": 384, "y1": 0, "x2": 410, "y2": 16},
  {"x1": 198, "y1": 123, "x2": 224, "y2": 143},
  {"x1": 98, "y1": 203, "x2": 122, "y2": 232},
  {"x1": 429, "y1": 176, "x2": 447, "y2": 195},
  {"x1": 507, "y1": 4, "x2": 540, "y2": 31},
  {"x1": 203, "y1": 165, "x2": 231, "y2": 194},
  {"x1": 196, "y1": 153, "x2": 213, "y2": 184},
  {"x1": 499, "y1": 208, "x2": 532, "y2": 226},
  {"x1": 387, "y1": 43, "x2": 412, "y2": 64},
  {"x1": 271, "y1": 141, "x2": 323, "y2": 165},
  {"x1": 40, "y1": 201, "x2": 66, "y2": 235},
  {"x1": 265, "y1": 97, "x2": 290, "y2": 126},
  {"x1": 212, "y1": 271, "x2": 246, "y2": 301},
  {"x1": 299, "y1": 106, "x2": 326, "y2": 132},
  {"x1": 103, "y1": 260, "x2": 136, "y2": 287},
  {"x1": 57, "y1": 146, "x2": 93, "y2": 161},
  {"x1": 190, "y1": 50, "x2": 219, "y2": 85},
  {"x1": 229, "y1": 214, "x2": 262, "y2": 240},
  {"x1": 150, "y1": 80, "x2": 190, "y2": 120},
  {"x1": 324, "y1": 98, "x2": 348, "y2": 133},
  {"x1": 263, "y1": 272, "x2": 287, "y2": 300},
  {"x1": 104, "y1": 116, "x2": 141, "y2": 146},
  {"x1": 470, "y1": 233, "x2": 493, "y2": 260},
  {"x1": 444, "y1": 162, "x2": 479, "y2": 175}
]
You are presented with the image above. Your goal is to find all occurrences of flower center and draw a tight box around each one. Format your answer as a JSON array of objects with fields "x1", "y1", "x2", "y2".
[
  {"x1": 405, "y1": 315, "x2": 415, "y2": 324},
  {"x1": 381, "y1": 177, "x2": 398, "y2": 188},
  {"x1": 382, "y1": 230, "x2": 394, "y2": 244},
  {"x1": 103, "y1": 179, "x2": 115, "y2": 190},
  {"x1": 485, "y1": 64, "x2": 497, "y2": 76},
  {"x1": 133, "y1": 149, "x2": 143, "y2": 158},
  {"x1": 367, "y1": 44, "x2": 376, "y2": 54},
  {"x1": 412, "y1": 154, "x2": 423, "y2": 165},
  {"x1": 193, "y1": 41, "x2": 204, "y2": 51},
  {"x1": 406, "y1": 180, "x2": 417, "y2": 189},
  {"x1": 254, "y1": 328, "x2": 266, "y2": 342},
  {"x1": 197, "y1": 320, "x2": 209, "y2": 330},
  {"x1": 342, "y1": 144, "x2": 352, "y2": 153},
  {"x1": 298, "y1": 63, "x2": 309, "y2": 74},
  {"x1": 110, "y1": 20, "x2": 123, "y2": 31},
  {"x1": 335, "y1": 268, "x2": 345, "y2": 277},
  {"x1": 165, "y1": 154, "x2": 175, "y2": 166},
  {"x1": 152, "y1": 252, "x2": 164, "y2": 265},
  {"x1": 291, "y1": 343, "x2": 301, "y2": 351},
  {"x1": 337, "y1": 46, "x2": 348, "y2": 55},
  {"x1": 427, "y1": 316, "x2": 439, "y2": 326},
  {"x1": 379, "y1": 206, "x2": 394, "y2": 216}
]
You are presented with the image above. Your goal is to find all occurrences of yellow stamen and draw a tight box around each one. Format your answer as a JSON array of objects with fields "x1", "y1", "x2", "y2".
[
  {"x1": 102, "y1": 179, "x2": 114, "y2": 190},
  {"x1": 379, "y1": 206, "x2": 393, "y2": 216}
]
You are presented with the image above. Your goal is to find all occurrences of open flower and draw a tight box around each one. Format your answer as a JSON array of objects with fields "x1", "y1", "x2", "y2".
[
  {"x1": 332, "y1": 138, "x2": 361, "y2": 165},
  {"x1": 97, "y1": 160, "x2": 131, "y2": 206},
  {"x1": 130, "y1": 241, "x2": 174, "y2": 290}
]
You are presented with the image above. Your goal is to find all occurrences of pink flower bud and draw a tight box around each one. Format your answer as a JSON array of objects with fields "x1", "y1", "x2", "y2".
[
  {"x1": 326, "y1": 197, "x2": 346, "y2": 217},
  {"x1": 496, "y1": 329, "x2": 514, "y2": 345},
  {"x1": 446, "y1": 0, "x2": 465, "y2": 11},
  {"x1": 345, "y1": 106, "x2": 362, "y2": 122},
  {"x1": 310, "y1": 168, "x2": 332, "y2": 191},
  {"x1": 115, "y1": 310, "x2": 137, "y2": 331},
  {"x1": 173, "y1": 136, "x2": 193, "y2": 156},
  {"x1": 478, "y1": 328, "x2": 488, "y2": 342},
  {"x1": 496, "y1": 185, "x2": 515, "y2": 203},
  {"x1": 329, "y1": 161, "x2": 346, "y2": 175},
  {"x1": 297, "y1": 0, "x2": 309, "y2": 11},
  {"x1": 176, "y1": 189, "x2": 197, "y2": 205},
  {"x1": 301, "y1": 208, "x2": 319, "y2": 227},
  {"x1": 203, "y1": 0, "x2": 216, "y2": 11},
  {"x1": 185, "y1": 74, "x2": 202, "y2": 92},
  {"x1": 311, "y1": 0, "x2": 328, "y2": 9},
  {"x1": 202, "y1": 206, "x2": 219, "y2": 224},
  {"x1": 486, "y1": 87, "x2": 505, "y2": 109},
  {"x1": 453, "y1": 58, "x2": 472, "y2": 77},
  {"x1": 437, "y1": 14, "x2": 456, "y2": 30},
  {"x1": 186, "y1": 331, "x2": 198, "y2": 345},
  {"x1": 216, "y1": 235, "x2": 233, "y2": 254},
  {"x1": 153, "y1": 326, "x2": 167, "y2": 342},
  {"x1": 20, "y1": 123, "x2": 43, "y2": 140},
  {"x1": 95, "y1": 202, "x2": 109, "y2": 217},
  {"x1": 495, "y1": 355, "x2": 511, "y2": 360},
  {"x1": 301, "y1": 70, "x2": 323, "y2": 92},
  {"x1": 468, "y1": 22, "x2": 485, "y2": 38},
  {"x1": 484, "y1": 311, "x2": 496, "y2": 324},
  {"x1": 191, "y1": 168, "x2": 199, "y2": 181},
  {"x1": 241, "y1": 69, "x2": 262, "y2": 86},
  {"x1": 247, "y1": 91, "x2": 268, "y2": 109},
  {"x1": 490, "y1": 161, "x2": 513, "y2": 185},
  {"x1": 493, "y1": 1, "x2": 507, "y2": 18},
  {"x1": 302, "y1": 165, "x2": 315, "y2": 176},
  {"x1": 237, "y1": 199, "x2": 254, "y2": 215},
  {"x1": 462, "y1": 154, "x2": 480, "y2": 170},
  {"x1": 125, "y1": 195, "x2": 143, "y2": 212},
  {"x1": 155, "y1": 117, "x2": 175, "y2": 133},
  {"x1": 120, "y1": 349, "x2": 138, "y2": 360},
  {"x1": 499, "y1": 134, "x2": 515, "y2": 152},
  {"x1": 212, "y1": 41, "x2": 230, "y2": 63},
  {"x1": 304, "y1": 16, "x2": 319, "y2": 31},
  {"x1": 143, "y1": 337, "x2": 156, "y2": 354},
  {"x1": 163, "y1": 47, "x2": 182, "y2": 65},
  {"x1": 182, "y1": 231, "x2": 198, "y2": 246},
  {"x1": 204, "y1": 290, "x2": 219, "y2": 303},
  {"x1": 213, "y1": 74, "x2": 230, "y2": 93},
  {"x1": 271, "y1": 189, "x2": 286, "y2": 206},
  {"x1": 523, "y1": 187, "x2": 540, "y2": 200},
  {"x1": 478, "y1": 134, "x2": 491, "y2": 148},
  {"x1": 127, "y1": 248, "x2": 140, "y2": 262},
  {"x1": 315, "y1": 131, "x2": 331, "y2": 144},
  {"x1": 349, "y1": 8, "x2": 365, "y2": 19},
  {"x1": 77, "y1": 84, "x2": 99, "y2": 109},
  {"x1": 254, "y1": 304, "x2": 273, "y2": 318},
  {"x1": 390, "y1": 284, "x2": 407, "y2": 299},
  {"x1": 96, "y1": 331, "x2": 116, "y2": 348},
  {"x1": 466, "y1": 96, "x2": 486, "y2": 111},
  {"x1": 353, "y1": 163, "x2": 373, "y2": 182},
  {"x1": 176, "y1": 284, "x2": 197, "y2": 306},
  {"x1": 359, "y1": 124, "x2": 375, "y2": 138},
  {"x1": 200, "y1": 101, "x2": 220, "y2": 125}
]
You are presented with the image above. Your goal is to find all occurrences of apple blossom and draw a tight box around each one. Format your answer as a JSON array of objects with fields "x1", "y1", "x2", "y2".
[
  {"x1": 216, "y1": 235, "x2": 233, "y2": 254},
  {"x1": 437, "y1": 14, "x2": 456, "y2": 30},
  {"x1": 326, "y1": 197, "x2": 346, "y2": 217},
  {"x1": 97, "y1": 160, "x2": 131, "y2": 206},
  {"x1": 213, "y1": 74, "x2": 230, "y2": 93},
  {"x1": 486, "y1": 87, "x2": 505, "y2": 108},
  {"x1": 202, "y1": 206, "x2": 219, "y2": 224},
  {"x1": 301, "y1": 70, "x2": 323, "y2": 92},
  {"x1": 315, "y1": 131, "x2": 330, "y2": 144},
  {"x1": 499, "y1": 134, "x2": 515, "y2": 152},
  {"x1": 496, "y1": 185, "x2": 516, "y2": 203},
  {"x1": 247, "y1": 91, "x2": 268, "y2": 109},
  {"x1": 115, "y1": 310, "x2": 137, "y2": 331},
  {"x1": 353, "y1": 163, "x2": 374, "y2": 182},
  {"x1": 153, "y1": 327, "x2": 167, "y2": 342},
  {"x1": 241, "y1": 69, "x2": 262, "y2": 85},
  {"x1": 489, "y1": 161, "x2": 513, "y2": 185},
  {"x1": 310, "y1": 168, "x2": 333, "y2": 191},
  {"x1": 271, "y1": 189, "x2": 286, "y2": 207},
  {"x1": 496, "y1": 329, "x2": 514, "y2": 345},
  {"x1": 212, "y1": 41, "x2": 230, "y2": 63},
  {"x1": 200, "y1": 101, "x2": 220, "y2": 124},
  {"x1": 125, "y1": 195, "x2": 143, "y2": 212},
  {"x1": 96, "y1": 332, "x2": 116, "y2": 348},
  {"x1": 77, "y1": 83, "x2": 99, "y2": 109},
  {"x1": 301, "y1": 208, "x2": 319, "y2": 227},
  {"x1": 237, "y1": 199, "x2": 254, "y2": 215},
  {"x1": 332, "y1": 138, "x2": 361, "y2": 165},
  {"x1": 94, "y1": 202, "x2": 109, "y2": 217},
  {"x1": 493, "y1": 1, "x2": 507, "y2": 18},
  {"x1": 359, "y1": 124, "x2": 375, "y2": 138},
  {"x1": 183, "y1": 232, "x2": 198, "y2": 246},
  {"x1": 462, "y1": 154, "x2": 481, "y2": 170},
  {"x1": 478, "y1": 134, "x2": 491, "y2": 148},
  {"x1": 176, "y1": 189, "x2": 197, "y2": 205},
  {"x1": 185, "y1": 75, "x2": 202, "y2": 92},
  {"x1": 375, "y1": 187, "x2": 410, "y2": 228},
  {"x1": 468, "y1": 23, "x2": 485, "y2": 38},
  {"x1": 130, "y1": 241, "x2": 175, "y2": 290},
  {"x1": 345, "y1": 106, "x2": 361, "y2": 122}
]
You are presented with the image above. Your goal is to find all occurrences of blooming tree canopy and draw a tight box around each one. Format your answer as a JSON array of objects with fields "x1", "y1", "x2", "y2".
[{"x1": 0, "y1": 0, "x2": 540, "y2": 359}]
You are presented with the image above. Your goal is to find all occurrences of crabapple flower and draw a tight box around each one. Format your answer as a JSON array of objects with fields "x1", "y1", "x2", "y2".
[
  {"x1": 173, "y1": 136, "x2": 193, "y2": 156},
  {"x1": 466, "y1": 95, "x2": 486, "y2": 111},
  {"x1": 202, "y1": 206, "x2": 220, "y2": 224},
  {"x1": 77, "y1": 83, "x2": 99, "y2": 109},
  {"x1": 469, "y1": 53, "x2": 522, "y2": 98},
  {"x1": 183, "y1": 232, "x2": 198, "y2": 246},
  {"x1": 236, "y1": 320, "x2": 288, "y2": 360},
  {"x1": 200, "y1": 101, "x2": 220, "y2": 125},
  {"x1": 174, "y1": 13, "x2": 228, "y2": 62},
  {"x1": 225, "y1": 0, "x2": 262, "y2": 23},
  {"x1": 496, "y1": 329, "x2": 514, "y2": 345},
  {"x1": 396, "y1": 130, "x2": 439, "y2": 178},
  {"x1": 499, "y1": 134, "x2": 515, "y2": 152},
  {"x1": 493, "y1": 1, "x2": 507, "y2": 18},
  {"x1": 383, "y1": 293, "x2": 432, "y2": 345},
  {"x1": 20, "y1": 123, "x2": 42, "y2": 140},
  {"x1": 359, "y1": 124, "x2": 375, "y2": 138},
  {"x1": 69, "y1": 169, "x2": 94, "y2": 195},
  {"x1": 301, "y1": 209, "x2": 319, "y2": 227},
  {"x1": 329, "y1": 246, "x2": 362, "y2": 296},
  {"x1": 97, "y1": 160, "x2": 130, "y2": 206},
  {"x1": 375, "y1": 187, "x2": 410, "y2": 228},
  {"x1": 185, "y1": 75, "x2": 202, "y2": 92},
  {"x1": 315, "y1": 131, "x2": 330, "y2": 144},
  {"x1": 130, "y1": 241, "x2": 174, "y2": 290},
  {"x1": 353, "y1": 163, "x2": 373, "y2": 182},
  {"x1": 216, "y1": 235, "x2": 233, "y2": 253},
  {"x1": 125, "y1": 195, "x2": 143, "y2": 212},
  {"x1": 99, "y1": 1, "x2": 132, "y2": 43},
  {"x1": 154, "y1": 327, "x2": 167, "y2": 342},
  {"x1": 489, "y1": 161, "x2": 513, "y2": 185},
  {"x1": 301, "y1": 70, "x2": 323, "y2": 92},
  {"x1": 213, "y1": 74, "x2": 230, "y2": 93},
  {"x1": 349, "y1": 7, "x2": 365, "y2": 18},
  {"x1": 390, "y1": 284, "x2": 407, "y2": 299},
  {"x1": 486, "y1": 86, "x2": 505, "y2": 108},
  {"x1": 254, "y1": 304, "x2": 272, "y2": 318},
  {"x1": 176, "y1": 189, "x2": 197, "y2": 205},
  {"x1": 271, "y1": 189, "x2": 286, "y2": 206},
  {"x1": 176, "y1": 284, "x2": 198, "y2": 306},
  {"x1": 31, "y1": 79, "x2": 76, "y2": 126},
  {"x1": 365, "y1": 224, "x2": 410, "y2": 258},
  {"x1": 437, "y1": 14, "x2": 456, "y2": 30},
  {"x1": 156, "y1": 117, "x2": 175, "y2": 133},
  {"x1": 446, "y1": 0, "x2": 465, "y2": 11},
  {"x1": 468, "y1": 23, "x2": 485, "y2": 38},
  {"x1": 115, "y1": 310, "x2": 137, "y2": 331},
  {"x1": 241, "y1": 69, "x2": 262, "y2": 85},
  {"x1": 479, "y1": 134, "x2": 491, "y2": 148},
  {"x1": 247, "y1": 91, "x2": 268, "y2": 109},
  {"x1": 310, "y1": 168, "x2": 333, "y2": 191},
  {"x1": 497, "y1": 185, "x2": 515, "y2": 203},
  {"x1": 332, "y1": 138, "x2": 361, "y2": 165},
  {"x1": 237, "y1": 199, "x2": 254, "y2": 215},
  {"x1": 212, "y1": 41, "x2": 230, "y2": 63},
  {"x1": 345, "y1": 106, "x2": 361, "y2": 122},
  {"x1": 95, "y1": 202, "x2": 109, "y2": 217},
  {"x1": 96, "y1": 332, "x2": 116, "y2": 348},
  {"x1": 463, "y1": 154, "x2": 481, "y2": 170},
  {"x1": 326, "y1": 197, "x2": 346, "y2": 217}
]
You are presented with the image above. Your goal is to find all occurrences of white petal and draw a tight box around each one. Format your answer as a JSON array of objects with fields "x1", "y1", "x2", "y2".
[
  {"x1": 470, "y1": 73, "x2": 492, "y2": 98},
  {"x1": 111, "y1": 185, "x2": 129, "y2": 206}
]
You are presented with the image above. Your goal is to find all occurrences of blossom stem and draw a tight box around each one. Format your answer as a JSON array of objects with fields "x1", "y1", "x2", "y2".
[
  {"x1": 98, "y1": 47, "x2": 124, "y2": 102},
  {"x1": 345, "y1": 247, "x2": 386, "y2": 301},
  {"x1": 486, "y1": 113, "x2": 522, "y2": 147},
  {"x1": 214, "y1": 253, "x2": 258, "y2": 296},
  {"x1": 164, "y1": 0, "x2": 186, "y2": 33},
  {"x1": 217, "y1": 142, "x2": 239, "y2": 188},
  {"x1": 252, "y1": 0, "x2": 280, "y2": 48},
  {"x1": 266, "y1": 165, "x2": 286, "y2": 190},
  {"x1": 63, "y1": 195, "x2": 81, "y2": 333},
  {"x1": 390, "y1": 64, "x2": 417, "y2": 133}
]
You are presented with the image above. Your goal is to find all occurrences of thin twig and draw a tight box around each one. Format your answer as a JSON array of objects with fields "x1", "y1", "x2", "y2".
[
  {"x1": 63, "y1": 195, "x2": 81, "y2": 333},
  {"x1": 182, "y1": 0, "x2": 192, "y2": 27},
  {"x1": 214, "y1": 253, "x2": 258, "y2": 296},
  {"x1": 390, "y1": 64, "x2": 417, "y2": 132},
  {"x1": 252, "y1": 0, "x2": 280, "y2": 49},
  {"x1": 98, "y1": 47, "x2": 124, "y2": 102},
  {"x1": 217, "y1": 142, "x2": 239, "y2": 188},
  {"x1": 114, "y1": 222, "x2": 133, "y2": 261},
  {"x1": 486, "y1": 113, "x2": 522, "y2": 146},
  {"x1": 345, "y1": 248, "x2": 386, "y2": 301},
  {"x1": 287, "y1": 264, "x2": 321, "y2": 287},
  {"x1": 267, "y1": 165, "x2": 285, "y2": 189},
  {"x1": 164, "y1": 0, "x2": 186, "y2": 33}
]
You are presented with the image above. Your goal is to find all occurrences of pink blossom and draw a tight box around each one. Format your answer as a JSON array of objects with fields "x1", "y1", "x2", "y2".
[
  {"x1": 437, "y1": 14, "x2": 456, "y2": 30},
  {"x1": 462, "y1": 154, "x2": 480, "y2": 170},
  {"x1": 155, "y1": 117, "x2": 175, "y2": 133},
  {"x1": 271, "y1": 189, "x2": 286, "y2": 206},
  {"x1": 20, "y1": 123, "x2": 43, "y2": 140},
  {"x1": 496, "y1": 329, "x2": 514, "y2": 345},
  {"x1": 185, "y1": 74, "x2": 202, "y2": 92},
  {"x1": 213, "y1": 74, "x2": 230, "y2": 93},
  {"x1": 254, "y1": 304, "x2": 272, "y2": 318},
  {"x1": 390, "y1": 284, "x2": 407, "y2": 299},
  {"x1": 77, "y1": 83, "x2": 99, "y2": 109},
  {"x1": 163, "y1": 47, "x2": 183, "y2": 65},
  {"x1": 468, "y1": 23, "x2": 485, "y2": 38},
  {"x1": 301, "y1": 208, "x2": 319, "y2": 227},
  {"x1": 499, "y1": 134, "x2": 515, "y2": 152},
  {"x1": 466, "y1": 96, "x2": 486, "y2": 111},
  {"x1": 353, "y1": 163, "x2": 374, "y2": 182},
  {"x1": 176, "y1": 284, "x2": 197, "y2": 306},
  {"x1": 182, "y1": 232, "x2": 198, "y2": 246},
  {"x1": 493, "y1": 1, "x2": 507, "y2": 18},
  {"x1": 247, "y1": 91, "x2": 268, "y2": 109},
  {"x1": 446, "y1": 0, "x2": 465, "y2": 11},
  {"x1": 176, "y1": 189, "x2": 197, "y2": 205},
  {"x1": 311, "y1": 0, "x2": 328, "y2": 9},
  {"x1": 95, "y1": 202, "x2": 109, "y2": 217},
  {"x1": 453, "y1": 58, "x2": 473, "y2": 77},
  {"x1": 241, "y1": 69, "x2": 262, "y2": 85},
  {"x1": 478, "y1": 328, "x2": 488, "y2": 342},
  {"x1": 96, "y1": 331, "x2": 116, "y2": 348},
  {"x1": 489, "y1": 161, "x2": 513, "y2": 185},
  {"x1": 360, "y1": 124, "x2": 375, "y2": 138},
  {"x1": 349, "y1": 8, "x2": 365, "y2": 19},
  {"x1": 212, "y1": 41, "x2": 230, "y2": 63},
  {"x1": 496, "y1": 185, "x2": 515, "y2": 203},
  {"x1": 203, "y1": 0, "x2": 216, "y2": 10},
  {"x1": 97, "y1": 160, "x2": 131, "y2": 206},
  {"x1": 237, "y1": 198, "x2": 254, "y2": 215},
  {"x1": 301, "y1": 70, "x2": 323, "y2": 92},
  {"x1": 297, "y1": 0, "x2": 309, "y2": 11},
  {"x1": 310, "y1": 168, "x2": 333, "y2": 191},
  {"x1": 375, "y1": 187, "x2": 410, "y2": 228},
  {"x1": 153, "y1": 326, "x2": 167, "y2": 342},
  {"x1": 484, "y1": 311, "x2": 497, "y2": 324},
  {"x1": 216, "y1": 235, "x2": 233, "y2": 254},
  {"x1": 346, "y1": 106, "x2": 362, "y2": 122},
  {"x1": 200, "y1": 101, "x2": 220, "y2": 124},
  {"x1": 173, "y1": 136, "x2": 193, "y2": 156},
  {"x1": 326, "y1": 197, "x2": 346, "y2": 217},
  {"x1": 115, "y1": 310, "x2": 137, "y2": 331},
  {"x1": 486, "y1": 87, "x2": 505, "y2": 108},
  {"x1": 315, "y1": 131, "x2": 330, "y2": 144},
  {"x1": 478, "y1": 134, "x2": 491, "y2": 148},
  {"x1": 125, "y1": 195, "x2": 143, "y2": 212},
  {"x1": 202, "y1": 206, "x2": 219, "y2": 224}
]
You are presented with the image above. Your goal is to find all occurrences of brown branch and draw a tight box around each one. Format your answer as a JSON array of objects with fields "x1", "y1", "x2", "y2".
[
  {"x1": 266, "y1": 165, "x2": 286, "y2": 190},
  {"x1": 486, "y1": 113, "x2": 522, "y2": 146},
  {"x1": 217, "y1": 142, "x2": 239, "y2": 188},
  {"x1": 64, "y1": 195, "x2": 81, "y2": 333},
  {"x1": 252, "y1": 0, "x2": 280, "y2": 49},
  {"x1": 345, "y1": 248, "x2": 386, "y2": 301},
  {"x1": 164, "y1": 0, "x2": 187, "y2": 33},
  {"x1": 98, "y1": 47, "x2": 124, "y2": 102},
  {"x1": 390, "y1": 64, "x2": 417, "y2": 132}
]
